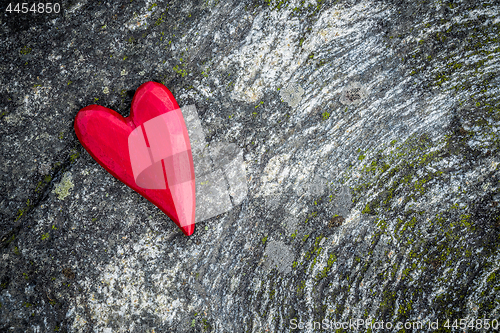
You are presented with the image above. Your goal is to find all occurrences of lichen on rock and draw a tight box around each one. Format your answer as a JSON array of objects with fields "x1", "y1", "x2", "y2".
[
  {"x1": 339, "y1": 81, "x2": 369, "y2": 106},
  {"x1": 280, "y1": 82, "x2": 305, "y2": 108},
  {"x1": 52, "y1": 172, "x2": 74, "y2": 200},
  {"x1": 263, "y1": 240, "x2": 294, "y2": 274}
]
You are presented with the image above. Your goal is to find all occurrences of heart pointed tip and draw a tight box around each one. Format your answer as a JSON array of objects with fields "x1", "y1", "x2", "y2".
[{"x1": 180, "y1": 224, "x2": 195, "y2": 236}]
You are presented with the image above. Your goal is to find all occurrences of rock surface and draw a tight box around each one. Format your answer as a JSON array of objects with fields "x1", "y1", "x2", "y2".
[{"x1": 1, "y1": 0, "x2": 499, "y2": 332}]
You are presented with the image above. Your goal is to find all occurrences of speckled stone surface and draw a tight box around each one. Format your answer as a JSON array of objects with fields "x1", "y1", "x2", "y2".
[{"x1": 1, "y1": 0, "x2": 499, "y2": 332}]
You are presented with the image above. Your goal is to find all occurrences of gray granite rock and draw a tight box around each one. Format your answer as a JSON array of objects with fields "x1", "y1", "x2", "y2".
[{"x1": 1, "y1": 0, "x2": 499, "y2": 332}]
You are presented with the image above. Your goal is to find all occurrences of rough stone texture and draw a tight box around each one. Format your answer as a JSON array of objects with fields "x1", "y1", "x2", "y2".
[{"x1": 1, "y1": 0, "x2": 499, "y2": 332}]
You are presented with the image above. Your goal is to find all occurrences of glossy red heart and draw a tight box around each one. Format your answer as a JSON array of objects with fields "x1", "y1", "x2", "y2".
[{"x1": 74, "y1": 82, "x2": 195, "y2": 236}]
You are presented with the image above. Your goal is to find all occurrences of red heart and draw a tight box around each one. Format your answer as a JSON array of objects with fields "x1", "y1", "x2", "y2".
[{"x1": 74, "y1": 82, "x2": 195, "y2": 236}]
